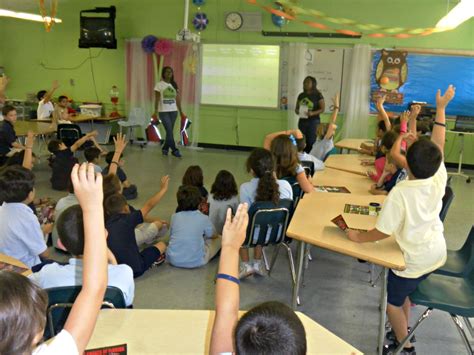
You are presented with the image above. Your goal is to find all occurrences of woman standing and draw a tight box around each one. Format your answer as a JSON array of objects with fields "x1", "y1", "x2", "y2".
[
  {"x1": 154, "y1": 66, "x2": 183, "y2": 157},
  {"x1": 295, "y1": 76, "x2": 325, "y2": 153}
]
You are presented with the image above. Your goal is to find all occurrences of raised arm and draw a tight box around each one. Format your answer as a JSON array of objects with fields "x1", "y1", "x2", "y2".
[
  {"x1": 64, "y1": 163, "x2": 107, "y2": 354},
  {"x1": 70, "y1": 130, "x2": 98, "y2": 153},
  {"x1": 409, "y1": 104, "x2": 421, "y2": 135},
  {"x1": 140, "y1": 175, "x2": 169, "y2": 218},
  {"x1": 108, "y1": 133, "x2": 128, "y2": 175},
  {"x1": 376, "y1": 95, "x2": 391, "y2": 131},
  {"x1": 0, "y1": 76, "x2": 10, "y2": 103},
  {"x1": 432, "y1": 85, "x2": 456, "y2": 156},
  {"x1": 324, "y1": 93, "x2": 340, "y2": 140},
  {"x1": 210, "y1": 203, "x2": 249, "y2": 355},
  {"x1": 42, "y1": 80, "x2": 59, "y2": 103},
  {"x1": 390, "y1": 134, "x2": 409, "y2": 170},
  {"x1": 263, "y1": 129, "x2": 303, "y2": 150},
  {"x1": 22, "y1": 131, "x2": 35, "y2": 170}
]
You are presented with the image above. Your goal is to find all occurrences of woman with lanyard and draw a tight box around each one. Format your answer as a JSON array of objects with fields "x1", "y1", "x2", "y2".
[
  {"x1": 154, "y1": 66, "x2": 183, "y2": 157},
  {"x1": 295, "y1": 76, "x2": 325, "y2": 153}
]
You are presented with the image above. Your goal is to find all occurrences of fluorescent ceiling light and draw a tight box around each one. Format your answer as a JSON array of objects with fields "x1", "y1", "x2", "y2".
[
  {"x1": 436, "y1": 0, "x2": 474, "y2": 30},
  {"x1": 0, "y1": 9, "x2": 62, "y2": 24}
]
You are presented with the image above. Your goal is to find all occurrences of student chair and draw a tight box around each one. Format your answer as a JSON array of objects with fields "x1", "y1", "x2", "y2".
[
  {"x1": 118, "y1": 107, "x2": 148, "y2": 148},
  {"x1": 301, "y1": 160, "x2": 315, "y2": 177},
  {"x1": 45, "y1": 286, "x2": 126, "y2": 339},
  {"x1": 57, "y1": 124, "x2": 82, "y2": 148},
  {"x1": 393, "y1": 269, "x2": 474, "y2": 354},
  {"x1": 281, "y1": 175, "x2": 304, "y2": 210},
  {"x1": 434, "y1": 226, "x2": 474, "y2": 278},
  {"x1": 440, "y1": 185, "x2": 455, "y2": 222}
]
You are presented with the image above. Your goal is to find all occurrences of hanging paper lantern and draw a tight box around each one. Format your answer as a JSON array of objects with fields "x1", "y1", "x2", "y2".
[
  {"x1": 141, "y1": 35, "x2": 157, "y2": 53},
  {"x1": 192, "y1": 0, "x2": 206, "y2": 6},
  {"x1": 271, "y1": 13, "x2": 286, "y2": 27},
  {"x1": 193, "y1": 12, "x2": 209, "y2": 31},
  {"x1": 154, "y1": 39, "x2": 172, "y2": 56}
]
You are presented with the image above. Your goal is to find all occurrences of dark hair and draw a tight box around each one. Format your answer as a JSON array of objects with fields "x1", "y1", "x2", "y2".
[
  {"x1": 0, "y1": 271, "x2": 48, "y2": 355},
  {"x1": 5, "y1": 150, "x2": 37, "y2": 167},
  {"x1": 47, "y1": 139, "x2": 63, "y2": 154},
  {"x1": 246, "y1": 149, "x2": 279, "y2": 205},
  {"x1": 58, "y1": 95, "x2": 68, "y2": 102},
  {"x1": 303, "y1": 76, "x2": 319, "y2": 96},
  {"x1": 406, "y1": 140, "x2": 442, "y2": 179},
  {"x1": 211, "y1": 170, "x2": 238, "y2": 201},
  {"x1": 295, "y1": 137, "x2": 306, "y2": 153},
  {"x1": 162, "y1": 66, "x2": 178, "y2": 91},
  {"x1": 104, "y1": 193, "x2": 128, "y2": 216},
  {"x1": 182, "y1": 165, "x2": 204, "y2": 188},
  {"x1": 270, "y1": 135, "x2": 299, "y2": 179},
  {"x1": 103, "y1": 174, "x2": 121, "y2": 200},
  {"x1": 36, "y1": 90, "x2": 47, "y2": 101},
  {"x1": 57, "y1": 205, "x2": 84, "y2": 256},
  {"x1": 417, "y1": 121, "x2": 431, "y2": 135},
  {"x1": 105, "y1": 151, "x2": 122, "y2": 164},
  {"x1": 235, "y1": 301, "x2": 307, "y2": 355},
  {"x1": 0, "y1": 166, "x2": 35, "y2": 203},
  {"x1": 1, "y1": 105, "x2": 16, "y2": 117},
  {"x1": 177, "y1": 185, "x2": 201, "y2": 211},
  {"x1": 84, "y1": 147, "x2": 101, "y2": 163},
  {"x1": 381, "y1": 131, "x2": 398, "y2": 151},
  {"x1": 377, "y1": 120, "x2": 388, "y2": 132}
]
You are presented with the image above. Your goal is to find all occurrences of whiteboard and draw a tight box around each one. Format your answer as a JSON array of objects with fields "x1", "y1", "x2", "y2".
[{"x1": 201, "y1": 44, "x2": 280, "y2": 108}]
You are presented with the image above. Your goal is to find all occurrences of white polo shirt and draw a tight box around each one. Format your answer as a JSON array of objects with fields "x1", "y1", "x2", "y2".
[
  {"x1": 37, "y1": 99, "x2": 54, "y2": 120},
  {"x1": 375, "y1": 163, "x2": 448, "y2": 278}
]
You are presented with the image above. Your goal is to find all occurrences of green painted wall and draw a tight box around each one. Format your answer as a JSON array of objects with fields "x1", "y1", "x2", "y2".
[{"x1": 1, "y1": 0, "x2": 473, "y2": 163}]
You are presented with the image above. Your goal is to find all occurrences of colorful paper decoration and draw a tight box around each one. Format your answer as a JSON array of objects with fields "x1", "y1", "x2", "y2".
[
  {"x1": 39, "y1": 0, "x2": 58, "y2": 32},
  {"x1": 248, "y1": 0, "x2": 459, "y2": 38},
  {"x1": 154, "y1": 39, "x2": 172, "y2": 56},
  {"x1": 192, "y1": 0, "x2": 206, "y2": 6},
  {"x1": 141, "y1": 35, "x2": 158, "y2": 53},
  {"x1": 192, "y1": 12, "x2": 209, "y2": 31}
]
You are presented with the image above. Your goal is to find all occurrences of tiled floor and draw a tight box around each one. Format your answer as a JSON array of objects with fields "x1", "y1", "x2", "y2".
[{"x1": 36, "y1": 143, "x2": 473, "y2": 355}]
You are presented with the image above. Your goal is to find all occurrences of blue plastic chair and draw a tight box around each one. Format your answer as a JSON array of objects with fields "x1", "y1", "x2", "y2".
[
  {"x1": 439, "y1": 185, "x2": 455, "y2": 222},
  {"x1": 435, "y1": 226, "x2": 474, "y2": 278},
  {"x1": 301, "y1": 160, "x2": 315, "y2": 177}
]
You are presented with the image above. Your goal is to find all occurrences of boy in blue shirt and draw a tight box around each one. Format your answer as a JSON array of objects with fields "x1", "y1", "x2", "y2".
[{"x1": 167, "y1": 185, "x2": 220, "y2": 268}]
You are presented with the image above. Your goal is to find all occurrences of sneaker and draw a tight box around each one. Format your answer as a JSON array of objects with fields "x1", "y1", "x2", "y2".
[
  {"x1": 152, "y1": 253, "x2": 166, "y2": 267},
  {"x1": 239, "y1": 262, "x2": 254, "y2": 279},
  {"x1": 382, "y1": 342, "x2": 416, "y2": 355},
  {"x1": 386, "y1": 328, "x2": 416, "y2": 343},
  {"x1": 252, "y1": 260, "x2": 267, "y2": 276},
  {"x1": 162, "y1": 150, "x2": 169, "y2": 156},
  {"x1": 172, "y1": 149, "x2": 182, "y2": 158}
]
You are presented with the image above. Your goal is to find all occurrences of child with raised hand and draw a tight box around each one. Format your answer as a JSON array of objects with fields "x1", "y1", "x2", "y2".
[
  {"x1": 360, "y1": 95, "x2": 391, "y2": 156},
  {"x1": 369, "y1": 153, "x2": 407, "y2": 195},
  {"x1": 0, "y1": 162, "x2": 108, "y2": 354},
  {"x1": 209, "y1": 170, "x2": 239, "y2": 235},
  {"x1": 210, "y1": 203, "x2": 307, "y2": 355},
  {"x1": 310, "y1": 93, "x2": 340, "y2": 161},
  {"x1": 263, "y1": 129, "x2": 313, "y2": 193},
  {"x1": 346, "y1": 85, "x2": 455, "y2": 355},
  {"x1": 37, "y1": 80, "x2": 59, "y2": 120}
]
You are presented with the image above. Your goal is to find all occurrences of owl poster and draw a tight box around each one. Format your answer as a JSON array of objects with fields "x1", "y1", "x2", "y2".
[{"x1": 372, "y1": 50, "x2": 408, "y2": 104}]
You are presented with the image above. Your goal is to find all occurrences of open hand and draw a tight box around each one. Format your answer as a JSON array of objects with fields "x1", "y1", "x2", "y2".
[
  {"x1": 71, "y1": 163, "x2": 103, "y2": 212},
  {"x1": 113, "y1": 132, "x2": 128, "y2": 154},
  {"x1": 400, "y1": 110, "x2": 409, "y2": 124},
  {"x1": 52, "y1": 80, "x2": 60, "y2": 89},
  {"x1": 376, "y1": 94, "x2": 386, "y2": 107},
  {"x1": 410, "y1": 104, "x2": 421, "y2": 117},
  {"x1": 25, "y1": 131, "x2": 35, "y2": 148},
  {"x1": 436, "y1": 85, "x2": 456, "y2": 108},
  {"x1": 331, "y1": 93, "x2": 340, "y2": 109},
  {"x1": 222, "y1": 203, "x2": 249, "y2": 250},
  {"x1": 160, "y1": 175, "x2": 170, "y2": 191}
]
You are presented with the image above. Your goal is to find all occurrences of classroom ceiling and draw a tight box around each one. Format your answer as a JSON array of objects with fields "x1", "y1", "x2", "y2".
[{"x1": 0, "y1": 0, "x2": 61, "y2": 12}]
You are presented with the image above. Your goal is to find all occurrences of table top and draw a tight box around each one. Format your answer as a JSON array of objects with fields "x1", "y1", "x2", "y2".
[
  {"x1": 36, "y1": 114, "x2": 123, "y2": 123},
  {"x1": 312, "y1": 168, "x2": 374, "y2": 195},
  {"x1": 0, "y1": 253, "x2": 32, "y2": 276},
  {"x1": 325, "y1": 154, "x2": 375, "y2": 176},
  {"x1": 335, "y1": 138, "x2": 374, "y2": 152},
  {"x1": 287, "y1": 192, "x2": 405, "y2": 270},
  {"x1": 86, "y1": 309, "x2": 362, "y2": 354},
  {"x1": 14, "y1": 120, "x2": 56, "y2": 137}
]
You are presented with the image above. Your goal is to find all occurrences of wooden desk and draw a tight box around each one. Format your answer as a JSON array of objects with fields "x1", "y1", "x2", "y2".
[
  {"x1": 335, "y1": 138, "x2": 373, "y2": 153},
  {"x1": 0, "y1": 253, "x2": 32, "y2": 276},
  {"x1": 14, "y1": 120, "x2": 56, "y2": 137},
  {"x1": 68, "y1": 115, "x2": 122, "y2": 144},
  {"x1": 312, "y1": 168, "x2": 374, "y2": 195},
  {"x1": 287, "y1": 192, "x2": 405, "y2": 355},
  {"x1": 325, "y1": 154, "x2": 375, "y2": 176},
  {"x1": 87, "y1": 309, "x2": 362, "y2": 355}
]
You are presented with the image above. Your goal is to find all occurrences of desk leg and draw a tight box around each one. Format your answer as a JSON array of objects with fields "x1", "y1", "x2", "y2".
[
  {"x1": 378, "y1": 268, "x2": 388, "y2": 355},
  {"x1": 292, "y1": 241, "x2": 305, "y2": 309}
]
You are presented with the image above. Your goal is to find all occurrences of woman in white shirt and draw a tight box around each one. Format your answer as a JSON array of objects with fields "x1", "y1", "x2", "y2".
[{"x1": 154, "y1": 67, "x2": 183, "y2": 158}]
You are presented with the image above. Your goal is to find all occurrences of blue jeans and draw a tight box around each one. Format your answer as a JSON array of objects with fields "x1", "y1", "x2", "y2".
[
  {"x1": 298, "y1": 117, "x2": 320, "y2": 153},
  {"x1": 159, "y1": 111, "x2": 178, "y2": 152}
]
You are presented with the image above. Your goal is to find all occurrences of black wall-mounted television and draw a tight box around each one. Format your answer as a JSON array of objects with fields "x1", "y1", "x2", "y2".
[{"x1": 79, "y1": 6, "x2": 117, "y2": 49}]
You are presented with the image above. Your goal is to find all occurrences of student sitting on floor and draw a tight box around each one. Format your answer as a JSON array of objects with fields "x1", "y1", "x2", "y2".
[
  {"x1": 47, "y1": 130, "x2": 99, "y2": 191},
  {"x1": 346, "y1": 85, "x2": 454, "y2": 355},
  {"x1": 309, "y1": 93, "x2": 340, "y2": 161},
  {"x1": 209, "y1": 170, "x2": 239, "y2": 235},
  {"x1": 36, "y1": 80, "x2": 59, "y2": 120},
  {"x1": 239, "y1": 148, "x2": 293, "y2": 278},
  {"x1": 52, "y1": 178, "x2": 78, "y2": 250},
  {"x1": 0, "y1": 166, "x2": 51, "y2": 270},
  {"x1": 30, "y1": 204, "x2": 135, "y2": 307},
  {"x1": 182, "y1": 165, "x2": 209, "y2": 214},
  {"x1": 0, "y1": 163, "x2": 109, "y2": 355},
  {"x1": 104, "y1": 175, "x2": 169, "y2": 278},
  {"x1": 296, "y1": 136, "x2": 324, "y2": 173},
  {"x1": 0, "y1": 105, "x2": 25, "y2": 165},
  {"x1": 84, "y1": 147, "x2": 102, "y2": 174},
  {"x1": 102, "y1": 151, "x2": 138, "y2": 200},
  {"x1": 167, "y1": 186, "x2": 220, "y2": 268},
  {"x1": 369, "y1": 153, "x2": 407, "y2": 196},
  {"x1": 264, "y1": 129, "x2": 313, "y2": 194},
  {"x1": 210, "y1": 203, "x2": 307, "y2": 355},
  {"x1": 360, "y1": 94, "x2": 392, "y2": 156}
]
